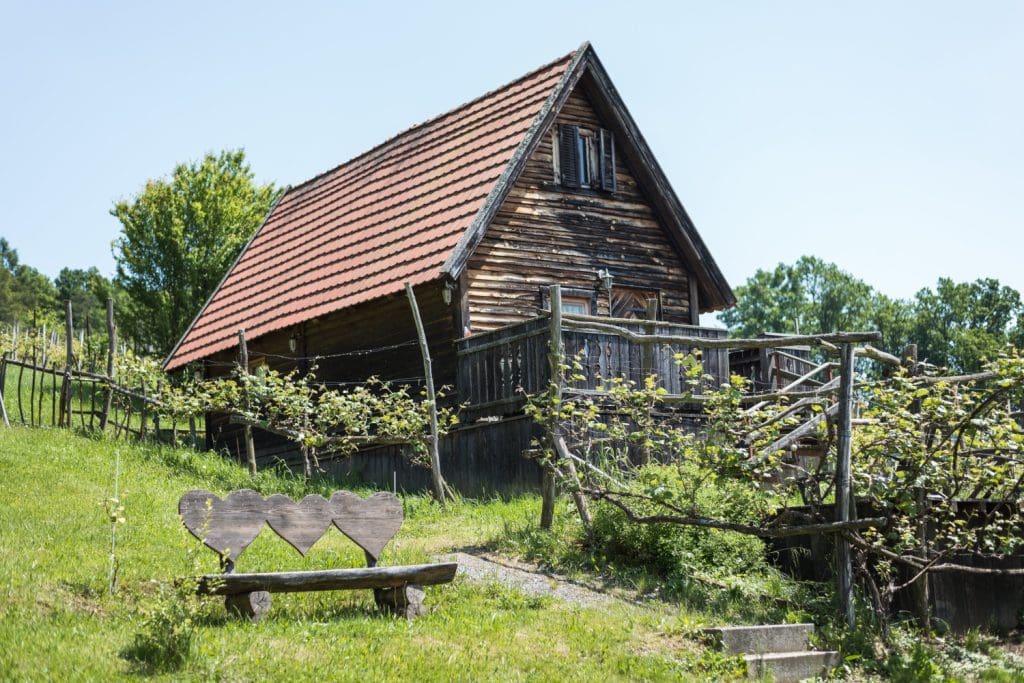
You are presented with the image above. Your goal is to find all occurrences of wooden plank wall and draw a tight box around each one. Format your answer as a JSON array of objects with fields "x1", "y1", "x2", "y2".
[
  {"x1": 465, "y1": 86, "x2": 696, "y2": 332},
  {"x1": 328, "y1": 416, "x2": 543, "y2": 494}
]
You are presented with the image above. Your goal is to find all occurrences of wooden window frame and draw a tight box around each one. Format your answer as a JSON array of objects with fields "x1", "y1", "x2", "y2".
[
  {"x1": 555, "y1": 125, "x2": 615, "y2": 192},
  {"x1": 538, "y1": 286, "x2": 598, "y2": 315}
]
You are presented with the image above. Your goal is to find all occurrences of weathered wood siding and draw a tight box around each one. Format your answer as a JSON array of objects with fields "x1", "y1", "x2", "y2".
[{"x1": 465, "y1": 86, "x2": 696, "y2": 331}]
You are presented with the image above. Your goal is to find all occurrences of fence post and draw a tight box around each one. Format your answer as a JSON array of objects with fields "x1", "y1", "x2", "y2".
[
  {"x1": 100, "y1": 299, "x2": 116, "y2": 432},
  {"x1": 60, "y1": 301, "x2": 74, "y2": 429},
  {"x1": 406, "y1": 283, "x2": 446, "y2": 505},
  {"x1": 0, "y1": 353, "x2": 9, "y2": 427},
  {"x1": 903, "y1": 342, "x2": 931, "y2": 629},
  {"x1": 835, "y1": 342, "x2": 856, "y2": 628},
  {"x1": 541, "y1": 285, "x2": 562, "y2": 529},
  {"x1": 154, "y1": 381, "x2": 162, "y2": 441},
  {"x1": 238, "y1": 329, "x2": 257, "y2": 477}
]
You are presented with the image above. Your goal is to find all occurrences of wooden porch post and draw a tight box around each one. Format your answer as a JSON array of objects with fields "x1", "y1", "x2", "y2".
[
  {"x1": 540, "y1": 285, "x2": 562, "y2": 529},
  {"x1": 835, "y1": 342, "x2": 856, "y2": 628}
]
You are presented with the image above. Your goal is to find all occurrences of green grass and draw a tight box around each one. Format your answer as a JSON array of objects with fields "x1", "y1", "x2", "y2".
[{"x1": 0, "y1": 426, "x2": 745, "y2": 681}]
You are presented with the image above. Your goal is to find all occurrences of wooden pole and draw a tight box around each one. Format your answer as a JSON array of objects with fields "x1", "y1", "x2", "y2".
[
  {"x1": 154, "y1": 381, "x2": 162, "y2": 441},
  {"x1": 405, "y1": 283, "x2": 446, "y2": 505},
  {"x1": 835, "y1": 342, "x2": 856, "y2": 629},
  {"x1": 238, "y1": 329, "x2": 258, "y2": 477},
  {"x1": 99, "y1": 299, "x2": 116, "y2": 432},
  {"x1": 62, "y1": 300, "x2": 74, "y2": 428},
  {"x1": 0, "y1": 354, "x2": 9, "y2": 427},
  {"x1": 904, "y1": 342, "x2": 930, "y2": 630},
  {"x1": 541, "y1": 285, "x2": 562, "y2": 529}
]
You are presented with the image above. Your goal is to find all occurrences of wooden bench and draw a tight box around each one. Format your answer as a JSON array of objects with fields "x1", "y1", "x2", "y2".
[{"x1": 178, "y1": 488, "x2": 457, "y2": 620}]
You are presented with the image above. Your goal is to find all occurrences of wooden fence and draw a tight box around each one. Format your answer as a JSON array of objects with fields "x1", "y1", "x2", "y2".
[
  {"x1": 0, "y1": 354, "x2": 199, "y2": 446},
  {"x1": 0, "y1": 299, "x2": 200, "y2": 448},
  {"x1": 456, "y1": 298, "x2": 729, "y2": 420}
]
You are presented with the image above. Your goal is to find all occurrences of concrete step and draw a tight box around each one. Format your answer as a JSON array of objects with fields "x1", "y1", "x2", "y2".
[
  {"x1": 744, "y1": 650, "x2": 840, "y2": 682},
  {"x1": 703, "y1": 623, "x2": 814, "y2": 655}
]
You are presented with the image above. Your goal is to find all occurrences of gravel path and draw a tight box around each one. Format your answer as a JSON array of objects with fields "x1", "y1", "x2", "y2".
[{"x1": 437, "y1": 552, "x2": 615, "y2": 608}]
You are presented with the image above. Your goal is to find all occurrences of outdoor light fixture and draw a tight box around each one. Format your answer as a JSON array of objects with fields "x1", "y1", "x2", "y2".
[
  {"x1": 288, "y1": 334, "x2": 298, "y2": 353},
  {"x1": 442, "y1": 280, "x2": 456, "y2": 305},
  {"x1": 597, "y1": 268, "x2": 614, "y2": 290}
]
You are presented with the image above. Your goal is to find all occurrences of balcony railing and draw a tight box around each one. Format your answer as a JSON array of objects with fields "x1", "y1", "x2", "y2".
[{"x1": 455, "y1": 308, "x2": 729, "y2": 420}]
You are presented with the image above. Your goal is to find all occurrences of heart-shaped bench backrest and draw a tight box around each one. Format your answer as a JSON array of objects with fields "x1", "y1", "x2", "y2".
[
  {"x1": 265, "y1": 494, "x2": 333, "y2": 556},
  {"x1": 330, "y1": 491, "x2": 403, "y2": 562},
  {"x1": 179, "y1": 489, "x2": 267, "y2": 562},
  {"x1": 179, "y1": 489, "x2": 404, "y2": 563}
]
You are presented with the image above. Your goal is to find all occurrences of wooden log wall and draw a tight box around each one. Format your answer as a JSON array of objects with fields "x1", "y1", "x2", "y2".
[{"x1": 464, "y1": 86, "x2": 697, "y2": 332}]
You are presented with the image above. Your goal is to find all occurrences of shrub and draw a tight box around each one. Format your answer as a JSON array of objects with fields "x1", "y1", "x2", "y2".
[
  {"x1": 120, "y1": 581, "x2": 199, "y2": 673},
  {"x1": 588, "y1": 463, "x2": 768, "y2": 578}
]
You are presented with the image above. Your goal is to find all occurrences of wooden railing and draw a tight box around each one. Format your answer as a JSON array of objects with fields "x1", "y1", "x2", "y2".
[
  {"x1": 455, "y1": 290, "x2": 729, "y2": 419},
  {"x1": 456, "y1": 317, "x2": 550, "y2": 418}
]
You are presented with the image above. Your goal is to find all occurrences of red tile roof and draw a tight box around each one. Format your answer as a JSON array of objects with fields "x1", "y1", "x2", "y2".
[{"x1": 165, "y1": 50, "x2": 576, "y2": 370}]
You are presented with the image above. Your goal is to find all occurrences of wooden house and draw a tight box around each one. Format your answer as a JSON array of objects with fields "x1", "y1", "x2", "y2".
[{"x1": 164, "y1": 42, "x2": 736, "y2": 490}]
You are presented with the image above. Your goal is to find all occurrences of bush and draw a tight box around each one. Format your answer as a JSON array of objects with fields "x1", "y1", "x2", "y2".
[
  {"x1": 588, "y1": 463, "x2": 769, "y2": 578},
  {"x1": 120, "y1": 581, "x2": 198, "y2": 673}
]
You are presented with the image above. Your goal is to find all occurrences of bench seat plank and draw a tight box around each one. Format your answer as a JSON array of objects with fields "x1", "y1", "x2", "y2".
[{"x1": 196, "y1": 562, "x2": 458, "y2": 595}]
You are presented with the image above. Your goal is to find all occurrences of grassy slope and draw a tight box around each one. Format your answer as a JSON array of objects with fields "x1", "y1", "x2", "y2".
[{"x1": 0, "y1": 427, "x2": 731, "y2": 681}]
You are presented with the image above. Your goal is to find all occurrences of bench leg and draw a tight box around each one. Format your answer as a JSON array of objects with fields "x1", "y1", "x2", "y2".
[
  {"x1": 225, "y1": 591, "x2": 272, "y2": 621},
  {"x1": 374, "y1": 583, "x2": 425, "y2": 619}
]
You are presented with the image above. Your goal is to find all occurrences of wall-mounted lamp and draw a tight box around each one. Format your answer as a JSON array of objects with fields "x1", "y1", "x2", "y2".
[
  {"x1": 442, "y1": 280, "x2": 457, "y2": 306},
  {"x1": 288, "y1": 333, "x2": 299, "y2": 353},
  {"x1": 597, "y1": 268, "x2": 614, "y2": 290}
]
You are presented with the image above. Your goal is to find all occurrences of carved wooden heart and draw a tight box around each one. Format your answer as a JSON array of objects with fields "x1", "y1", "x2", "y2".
[
  {"x1": 178, "y1": 489, "x2": 267, "y2": 561},
  {"x1": 265, "y1": 494, "x2": 333, "y2": 556},
  {"x1": 330, "y1": 491, "x2": 403, "y2": 562}
]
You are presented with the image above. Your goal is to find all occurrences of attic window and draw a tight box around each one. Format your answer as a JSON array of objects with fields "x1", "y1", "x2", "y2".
[{"x1": 557, "y1": 124, "x2": 616, "y2": 192}]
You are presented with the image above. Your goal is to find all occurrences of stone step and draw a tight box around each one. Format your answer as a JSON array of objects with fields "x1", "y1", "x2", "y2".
[
  {"x1": 744, "y1": 650, "x2": 840, "y2": 682},
  {"x1": 703, "y1": 623, "x2": 815, "y2": 655}
]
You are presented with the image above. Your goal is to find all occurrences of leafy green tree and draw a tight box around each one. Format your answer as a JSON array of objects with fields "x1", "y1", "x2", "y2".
[
  {"x1": 111, "y1": 150, "x2": 278, "y2": 355},
  {"x1": 910, "y1": 278, "x2": 1024, "y2": 372},
  {"x1": 722, "y1": 257, "x2": 1024, "y2": 373},
  {"x1": 719, "y1": 256, "x2": 879, "y2": 336},
  {"x1": 0, "y1": 238, "x2": 58, "y2": 324},
  {"x1": 54, "y1": 267, "x2": 115, "y2": 332}
]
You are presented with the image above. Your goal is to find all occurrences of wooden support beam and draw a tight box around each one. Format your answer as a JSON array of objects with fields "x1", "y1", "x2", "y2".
[
  {"x1": 406, "y1": 282, "x2": 446, "y2": 506},
  {"x1": 835, "y1": 342, "x2": 856, "y2": 629},
  {"x1": 560, "y1": 318, "x2": 881, "y2": 349},
  {"x1": 540, "y1": 285, "x2": 562, "y2": 530}
]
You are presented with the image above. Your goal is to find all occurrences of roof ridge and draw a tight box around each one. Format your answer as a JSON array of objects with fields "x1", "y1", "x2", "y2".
[{"x1": 282, "y1": 48, "x2": 578, "y2": 199}]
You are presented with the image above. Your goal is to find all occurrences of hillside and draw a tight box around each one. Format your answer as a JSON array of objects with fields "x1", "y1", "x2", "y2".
[{"x1": 0, "y1": 428, "x2": 729, "y2": 681}]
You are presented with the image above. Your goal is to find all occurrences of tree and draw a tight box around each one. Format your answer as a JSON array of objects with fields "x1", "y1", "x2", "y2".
[
  {"x1": 722, "y1": 256, "x2": 1024, "y2": 373},
  {"x1": 719, "y1": 256, "x2": 879, "y2": 337},
  {"x1": 54, "y1": 267, "x2": 115, "y2": 333},
  {"x1": 0, "y1": 238, "x2": 58, "y2": 324},
  {"x1": 910, "y1": 278, "x2": 1024, "y2": 372},
  {"x1": 111, "y1": 150, "x2": 278, "y2": 355}
]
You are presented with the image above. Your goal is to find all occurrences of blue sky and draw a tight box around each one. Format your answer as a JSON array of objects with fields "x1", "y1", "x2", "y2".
[{"x1": 1, "y1": 1, "x2": 1021, "y2": 302}]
